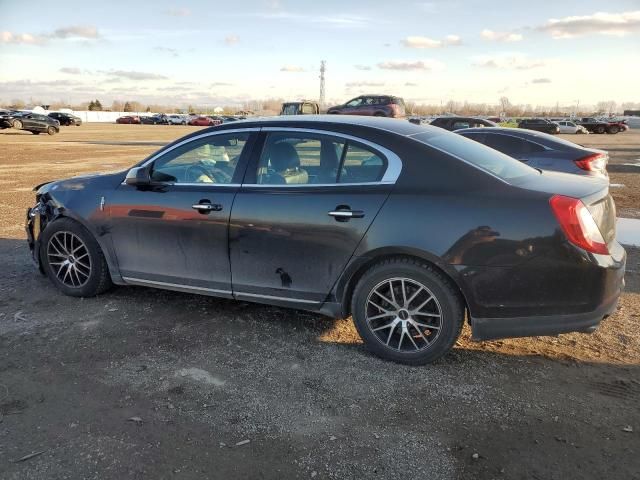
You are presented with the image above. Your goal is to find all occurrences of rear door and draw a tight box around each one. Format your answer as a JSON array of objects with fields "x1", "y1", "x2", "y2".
[{"x1": 229, "y1": 128, "x2": 400, "y2": 306}]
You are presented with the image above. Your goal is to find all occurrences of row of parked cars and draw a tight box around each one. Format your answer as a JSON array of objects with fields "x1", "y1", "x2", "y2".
[
  {"x1": 0, "y1": 110, "x2": 82, "y2": 135},
  {"x1": 116, "y1": 113, "x2": 246, "y2": 126}
]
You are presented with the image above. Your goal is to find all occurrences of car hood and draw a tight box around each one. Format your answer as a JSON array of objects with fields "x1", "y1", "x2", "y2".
[{"x1": 35, "y1": 170, "x2": 127, "y2": 195}]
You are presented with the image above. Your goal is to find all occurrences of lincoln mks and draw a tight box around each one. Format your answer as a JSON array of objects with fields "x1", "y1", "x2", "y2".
[{"x1": 26, "y1": 116, "x2": 625, "y2": 364}]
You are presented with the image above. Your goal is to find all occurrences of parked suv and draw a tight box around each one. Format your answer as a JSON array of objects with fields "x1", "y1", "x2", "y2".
[
  {"x1": 430, "y1": 116, "x2": 496, "y2": 131},
  {"x1": 26, "y1": 116, "x2": 625, "y2": 365},
  {"x1": 327, "y1": 95, "x2": 405, "y2": 118},
  {"x1": 517, "y1": 118, "x2": 560, "y2": 134}
]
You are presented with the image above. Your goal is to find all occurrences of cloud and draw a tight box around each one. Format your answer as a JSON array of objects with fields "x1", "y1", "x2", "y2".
[
  {"x1": 259, "y1": 12, "x2": 372, "y2": 28},
  {"x1": 538, "y1": 10, "x2": 640, "y2": 38},
  {"x1": 401, "y1": 34, "x2": 461, "y2": 48},
  {"x1": 224, "y1": 35, "x2": 240, "y2": 45},
  {"x1": 280, "y1": 65, "x2": 305, "y2": 72},
  {"x1": 481, "y1": 29, "x2": 523, "y2": 42},
  {"x1": 345, "y1": 81, "x2": 385, "y2": 87},
  {"x1": 354, "y1": 65, "x2": 371, "y2": 70},
  {"x1": 59, "y1": 67, "x2": 82, "y2": 75},
  {"x1": 405, "y1": 82, "x2": 418, "y2": 86},
  {"x1": 211, "y1": 82, "x2": 233, "y2": 87},
  {"x1": 50, "y1": 25, "x2": 99, "y2": 39},
  {"x1": 109, "y1": 70, "x2": 168, "y2": 80},
  {"x1": 473, "y1": 54, "x2": 547, "y2": 70},
  {"x1": 378, "y1": 60, "x2": 444, "y2": 71},
  {"x1": 154, "y1": 46, "x2": 179, "y2": 57},
  {"x1": 165, "y1": 8, "x2": 191, "y2": 17},
  {"x1": 0, "y1": 31, "x2": 46, "y2": 45},
  {"x1": 532, "y1": 78, "x2": 552, "y2": 84},
  {"x1": 0, "y1": 25, "x2": 100, "y2": 46}
]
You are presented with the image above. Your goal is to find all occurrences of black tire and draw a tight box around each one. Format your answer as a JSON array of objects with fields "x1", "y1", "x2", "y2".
[
  {"x1": 596, "y1": 125, "x2": 605, "y2": 134},
  {"x1": 607, "y1": 126, "x2": 619, "y2": 134},
  {"x1": 351, "y1": 257, "x2": 464, "y2": 365},
  {"x1": 47, "y1": 126, "x2": 57, "y2": 135},
  {"x1": 39, "y1": 218, "x2": 113, "y2": 297},
  {"x1": 31, "y1": 131, "x2": 41, "y2": 135},
  {"x1": 12, "y1": 119, "x2": 23, "y2": 129},
  {"x1": 373, "y1": 112, "x2": 386, "y2": 117}
]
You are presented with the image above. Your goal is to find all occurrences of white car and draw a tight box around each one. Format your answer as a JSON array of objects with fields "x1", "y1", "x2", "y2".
[
  {"x1": 167, "y1": 114, "x2": 187, "y2": 125},
  {"x1": 556, "y1": 120, "x2": 588, "y2": 134}
]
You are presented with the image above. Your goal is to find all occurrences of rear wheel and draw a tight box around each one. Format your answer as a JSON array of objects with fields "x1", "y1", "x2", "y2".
[
  {"x1": 607, "y1": 125, "x2": 619, "y2": 134},
  {"x1": 596, "y1": 125, "x2": 606, "y2": 134},
  {"x1": 47, "y1": 126, "x2": 57, "y2": 135},
  {"x1": 12, "y1": 119, "x2": 23, "y2": 129},
  {"x1": 351, "y1": 258, "x2": 464, "y2": 365},
  {"x1": 40, "y1": 218, "x2": 113, "y2": 297}
]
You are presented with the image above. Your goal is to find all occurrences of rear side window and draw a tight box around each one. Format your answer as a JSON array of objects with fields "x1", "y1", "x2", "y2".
[
  {"x1": 452, "y1": 121, "x2": 471, "y2": 130},
  {"x1": 411, "y1": 132, "x2": 537, "y2": 183},
  {"x1": 483, "y1": 134, "x2": 526, "y2": 155},
  {"x1": 340, "y1": 143, "x2": 386, "y2": 183}
]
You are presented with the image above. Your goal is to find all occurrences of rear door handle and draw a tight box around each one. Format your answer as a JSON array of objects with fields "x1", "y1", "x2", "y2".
[
  {"x1": 328, "y1": 210, "x2": 365, "y2": 219},
  {"x1": 192, "y1": 202, "x2": 223, "y2": 213}
]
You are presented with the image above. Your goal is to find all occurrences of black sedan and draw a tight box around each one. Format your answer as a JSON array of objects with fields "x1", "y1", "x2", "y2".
[
  {"x1": 1, "y1": 111, "x2": 60, "y2": 135},
  {"x1": 25, "y1": 116, "x2": 625, "y2": 364},
  {"x1": 456, "y1": 127, "x2": 609, "y2": 180},
  {"x1": 429, "y1": 116, "x2": 496, "y2": 131},
  {"x1": 140, "y1": 114, "x2": 170, "y2": 125},
  {"x1": 517, "y1": 118, "x2": 560, "y2": 134},
  {"x1": 48, "y1": 112, "x2": 82, "y2": 126}
]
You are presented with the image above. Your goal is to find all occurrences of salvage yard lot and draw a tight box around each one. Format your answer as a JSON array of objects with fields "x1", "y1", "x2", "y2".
[{"x1": 1, "y1": 124, "x2": 639, "y2": 479}]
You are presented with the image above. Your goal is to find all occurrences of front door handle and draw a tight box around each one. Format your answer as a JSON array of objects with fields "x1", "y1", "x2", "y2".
[{"x1": 192, "y1": 202, "x2": 222, "y2": 213}]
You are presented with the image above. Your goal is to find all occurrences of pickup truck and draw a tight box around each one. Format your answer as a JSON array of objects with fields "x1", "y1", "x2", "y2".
[
  {"x1": 576, "y1": 118, "x2": 616, "y2": 134},
  {"x1": 280, "y1": 101, "x2": 320, "y2": 115}
]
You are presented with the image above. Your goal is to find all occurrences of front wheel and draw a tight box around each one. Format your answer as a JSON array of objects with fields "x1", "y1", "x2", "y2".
[
  {"x1": 607, "y1": 126, "x2": 619, "y2": 134},
  {"x1": 596, "y1": 126, "x2": 606, "y2": 134},
  {"x1": 40, "y1": 218, "x2": 113, "y2": 297},
  {"x1": 12, "y1": 119, "x2": 23, "y2": 129},
  {"x1": 47, "y1": 126, "x2": 57, "y2": 135},
  {"x1": 351, "y1": 258, "x2": 464, "y2": 365}
]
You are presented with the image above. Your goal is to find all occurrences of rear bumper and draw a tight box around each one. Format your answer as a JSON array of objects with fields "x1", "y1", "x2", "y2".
[{"x1": 470, "y1": 246, "x2": 626, "y2": 341}]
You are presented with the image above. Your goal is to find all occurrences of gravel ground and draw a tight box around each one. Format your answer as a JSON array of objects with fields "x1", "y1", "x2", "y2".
[{"x1": 1, "y1": 124, "x2": 639, "y2": 479}]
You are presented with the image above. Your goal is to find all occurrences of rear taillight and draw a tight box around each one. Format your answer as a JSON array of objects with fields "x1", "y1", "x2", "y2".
[
  {"x1": 550, "y1": 195, "x2": 609, "y2": 254},
  {"x1": 574, "y1": 153, "x2": 607, "y2": 173}
]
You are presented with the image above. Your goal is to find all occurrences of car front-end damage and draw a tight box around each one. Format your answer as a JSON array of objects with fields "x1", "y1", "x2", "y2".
[{"x1": 26, "y1": 181, "x2": 60, "y2": 272}]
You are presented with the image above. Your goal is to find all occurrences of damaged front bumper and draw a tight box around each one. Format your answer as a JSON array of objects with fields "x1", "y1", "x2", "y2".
[{"x1": 25, "y1": 201, "x2": 48, "y2": 271}]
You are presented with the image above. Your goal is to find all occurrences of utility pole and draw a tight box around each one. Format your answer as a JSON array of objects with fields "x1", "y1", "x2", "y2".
[{"x1": 319, "y1": 60, "x2": 326, "y2": 107}]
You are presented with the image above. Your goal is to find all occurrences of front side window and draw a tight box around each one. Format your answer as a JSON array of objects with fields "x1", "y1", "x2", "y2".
[
  {"x1": 151, "y1": 133, "x2": 249, "y2": 184},
  {"x1": 346, "y1": 98, "x2": 363, "y2": 107},
  {"x1": 254, "y1": 133, "x2": 388, "y2": 185}
]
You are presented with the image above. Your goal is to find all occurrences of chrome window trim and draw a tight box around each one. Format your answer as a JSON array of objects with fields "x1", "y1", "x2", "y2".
[
  {"x1": 122, "y1": 276, "x2": 232, "y2": 295},
  {"x1": 247, "y1": 126, "x2": 403, "y2": 186},
  {"x1": 235, "y1": 291, "x2": 319, "y2": 304}
]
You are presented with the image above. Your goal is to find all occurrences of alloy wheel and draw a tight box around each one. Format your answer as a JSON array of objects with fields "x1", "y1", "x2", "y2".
[
  {"x1": 365, "y1": 277, "x2": 442, "y2": 352},
  {"x1": 47, "y1": 231, "x2": 92, "y2": 288}
]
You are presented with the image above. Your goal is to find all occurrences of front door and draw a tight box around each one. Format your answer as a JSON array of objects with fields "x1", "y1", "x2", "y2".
[
  {"x1": 229, "y1": 130, "x2": 397, "y2": 306},
  {"x1": 108, "y1": 130, "x2": 256, "y2": 294}
]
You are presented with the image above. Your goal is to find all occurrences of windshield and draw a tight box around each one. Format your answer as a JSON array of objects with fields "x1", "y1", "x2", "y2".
[
  {"x1": 411, "y1": 131, "x2": 538, "y2": 183},
  {"x1": 281, "y1": 104, "x2": 300, "y2": 115}
]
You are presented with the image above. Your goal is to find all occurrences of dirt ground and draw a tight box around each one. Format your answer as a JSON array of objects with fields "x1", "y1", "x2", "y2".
[{"x1": 0, "y1": 124, "x2": 639, "y2": 479}]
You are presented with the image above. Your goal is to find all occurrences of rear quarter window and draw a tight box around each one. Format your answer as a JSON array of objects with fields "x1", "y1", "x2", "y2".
[{"x1": 411, "y1": 132, "x2": 538, "y2": 183}]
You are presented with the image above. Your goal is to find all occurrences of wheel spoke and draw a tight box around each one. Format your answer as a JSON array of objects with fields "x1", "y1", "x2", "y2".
[
  {"x1": 413, "y1": 295, "x2": 434, "y2": 313},
  {"x1": 406, "y1": 328, "x2": 419, "y2": 350},
  {"x1": 412, "y1": 311, "x2": 440, "y2": 318},
  {"x1": 367, "y1": 311, "x2": 396, "y2": 322},
  {"x1": 372, "y1": 321, "x2": 395, "y2": 332},
  {"x1": 405, "y1": 286, "x2": 423, "y2": 308},
  {"x1": 409, "y1": 323, "x2": 431, "y2": 344},
  {"x1": 413, "y1": 320, "x2": 440, "y2": 330},
  {"x1": 372, "y1": 289, "x2": 397, "y2": 309},
  {"x1": 385, "y1": 322, "x2": 398, "y2": 346},
  {"x1": 388, "y1": 280, "x2": 397, "y2": 306},
  {"x1": 401, "y1": 279, "x2": 407, "y2": 307}
]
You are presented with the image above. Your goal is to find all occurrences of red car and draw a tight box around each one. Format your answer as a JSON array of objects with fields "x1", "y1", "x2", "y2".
[
  {"x1": 116, "y1": 115, "x2": 141, "y2": 124},
  {"x1": 188, "y1": 116, "x2": 222, "y2": 126}
]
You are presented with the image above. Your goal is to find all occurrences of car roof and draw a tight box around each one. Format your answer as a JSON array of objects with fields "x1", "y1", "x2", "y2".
[
  {"x1": 197, "y1": 115, "x2": 440, "y2": 137},
  {"x1": 457, "y1": 127, "x2": 584, "y2": 149}
]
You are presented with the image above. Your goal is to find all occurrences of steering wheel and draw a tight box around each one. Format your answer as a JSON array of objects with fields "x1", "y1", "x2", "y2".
[{"x1": 184, "y1": 163, "x2": 215, "y2": 183}]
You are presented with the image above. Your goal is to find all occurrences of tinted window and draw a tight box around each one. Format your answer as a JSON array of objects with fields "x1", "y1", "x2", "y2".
[
  {"x1": 483, "y1": 134, "x2": 526, "y2": 155},
  {"x1": 151, "y1": 133, "x2": 249, "y2": 184},
  {"x1": 346, "y1": 98, "x2": 363, "y2": 107},
  {"x1": 256, "y1": 133, "x2": 346, "y2": 185},
  {"x1": 301, "y1": 103, "x2": 315, "y2": 114},
  {"x1": 412, "y1": 132, "x2": 537, "y2": 183},
  {"x1": 452, "y1": 121, "x2": 471, "y2": 130},
  {"x1": 339, "y1": 143, "x2": 387, "y2": 183}
]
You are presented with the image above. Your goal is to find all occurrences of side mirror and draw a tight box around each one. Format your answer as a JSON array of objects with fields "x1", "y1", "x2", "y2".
[{"x1": 125, "y1": 166, "x2": 151, "y2": 186}]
